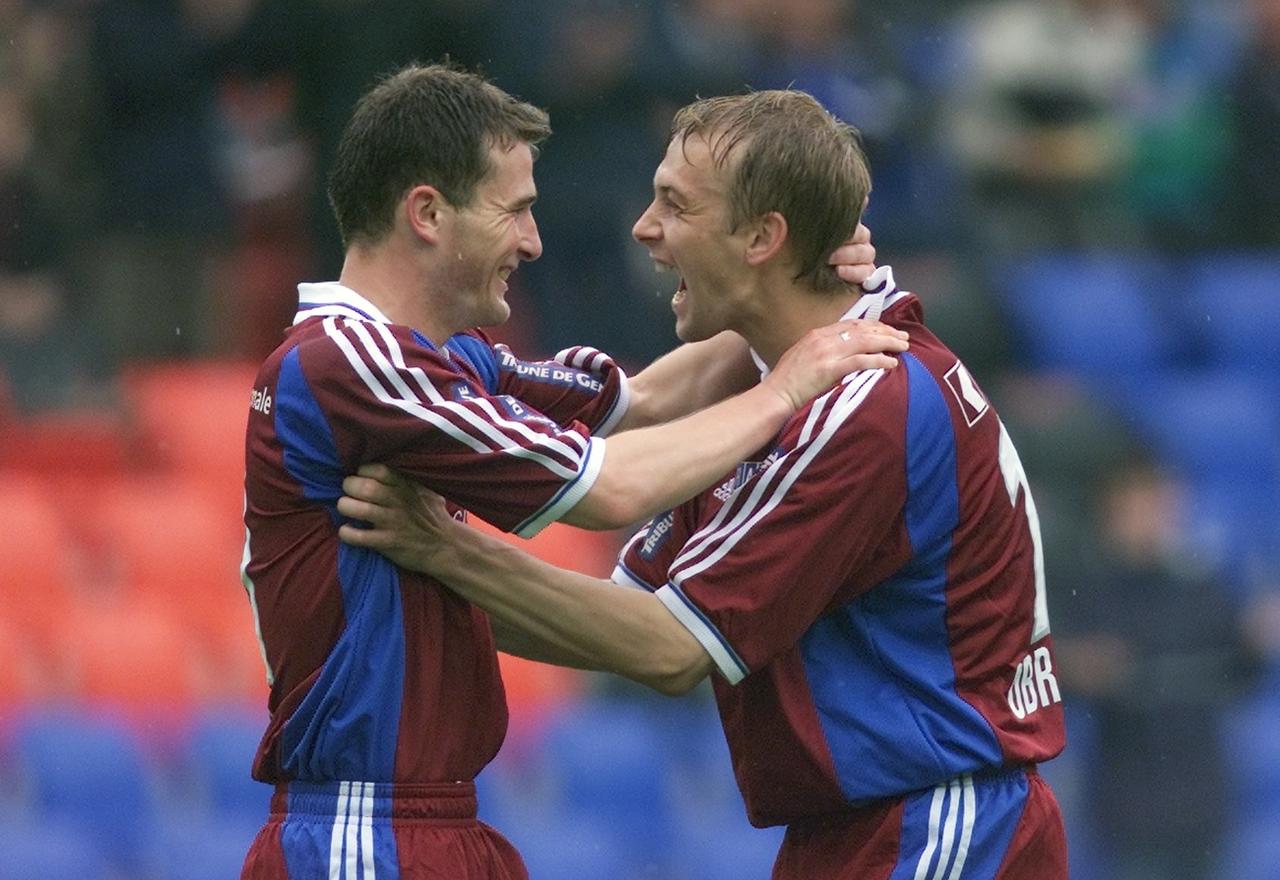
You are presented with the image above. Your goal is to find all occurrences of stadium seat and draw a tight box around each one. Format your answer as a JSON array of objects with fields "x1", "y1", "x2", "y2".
[
  {"x1": 0, "y1": 820, "x2": 110, "y2": 880},
  {"x1": 83, "y1": 475, "x2": 246, "y2": 636},
  {"x1": 119, "y1": 359, "x2": 258, "y2": 481},
  {"x1": 994, "y1": 252, "x2": 1181, "y2": 380},
  {"x1": 1119, "y1": 370, "x2": 1280, "y2": 578},
  {"x1": 1180, "y1": 251, "x2": 1280, "y2": 372},
  {"x1": 0, "y1": 472, "x2": 79, "y2": 650},
  {"x1": 13, "y1": 709, "x2": 161, "y2": 874},
  {"x1": 0, "y1": 407, "x2": 129, "y2": 492},
  {"x1": 540, "y1": 699, "x2": 673, "y2": 832},
  {"x1": 183, "y1": 707, "x2": 271, "y2": 821},
  {"x1": 150, "y1": 814, "x2": 260, "y2": 880},
  {"x1": 58, "y1": 598, "x2": 202, "y2": 715}
]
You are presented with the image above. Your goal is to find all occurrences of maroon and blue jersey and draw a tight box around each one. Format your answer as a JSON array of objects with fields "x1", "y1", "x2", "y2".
[
  {"x1": 614, "y1": 268, "x2": 1064, "y2": 829},
  {"x1": 242, "y1": 282, "x2": 629, "y2": 787}
]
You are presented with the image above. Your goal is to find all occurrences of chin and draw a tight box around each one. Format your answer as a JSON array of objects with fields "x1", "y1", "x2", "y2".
[{"x1": 476, "y1": 299, "x2": 511, "y2": 329}]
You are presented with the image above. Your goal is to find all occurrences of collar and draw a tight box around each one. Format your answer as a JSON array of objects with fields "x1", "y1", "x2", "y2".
[
  {"x1": 751, "y1": 265, "x2": 911, "y2": 377},
  {"x1": 293, "y1": 282, "x2": 394, "y2": 326}
]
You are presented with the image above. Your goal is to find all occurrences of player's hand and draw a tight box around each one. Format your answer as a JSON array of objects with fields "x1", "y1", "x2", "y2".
[
  {"x1": 829, "y1": 221, "x2": 876, "y2": 285},
  {"x1": 762, "y1": 319, "x2": 908, "y2": 412},
  {"x1": 337, "y1": 464, "x2": 457, "y2": 574}
]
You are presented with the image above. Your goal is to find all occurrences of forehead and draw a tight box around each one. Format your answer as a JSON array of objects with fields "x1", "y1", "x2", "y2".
[
  {"x1": 654, "y1": 133, "x2": 730, "y2": 198},
  {"x1": 475, "y1": 141, "x2": 537, "y2": 203}
]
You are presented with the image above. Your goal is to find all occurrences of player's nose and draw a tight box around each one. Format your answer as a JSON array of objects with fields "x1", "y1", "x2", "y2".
[
  {"x1": 632, "y1": 202, "x2": 660, "y2": 246},
  {"x1": 517, "y1": 212, "x2": 542, "y2": 261}
]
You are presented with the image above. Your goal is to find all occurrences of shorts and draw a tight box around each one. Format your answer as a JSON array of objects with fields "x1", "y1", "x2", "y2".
[
  {"x1": 241, "y1": 780, "x2": 527, "y2": 880},
  {"x1": 772, "y1": 766, "x2": 1067, "y2": 880}
]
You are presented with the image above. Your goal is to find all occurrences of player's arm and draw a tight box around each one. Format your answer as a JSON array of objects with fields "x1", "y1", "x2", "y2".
[
  {"x1": 338, "y1": 469, "x2": 713, "y2": 695},
  {"x1": 563, "y1": 317, "x2": 907, "y2": 530},
  {"x1": 616, "y1": 223, "x2": 881, "y2": 431}
]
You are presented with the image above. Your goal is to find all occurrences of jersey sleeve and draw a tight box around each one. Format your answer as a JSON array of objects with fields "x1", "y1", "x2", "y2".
[
  {"x1": 460, "y1": 333, "x2": 631, "y2": 438},
  {"x1": 610, "y1": 498, "x2": 705, "y2": 593},
  {"x1": 653, "y1": 369, "x2": 914, "y2": 684},
  {"x1": 295, "y1": 317, "x2": 606, "y2": 538}
]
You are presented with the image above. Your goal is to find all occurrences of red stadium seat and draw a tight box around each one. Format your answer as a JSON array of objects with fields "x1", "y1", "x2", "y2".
[
  {"x1": 0, "y1": 472, "x2": 80, "y2": 649},
  {"x1": 119, "y1": 359, "x2": 257, "y2": 483},
  {"x1": 58, "y1": 597, "x2": 202, "y2": 716},
  {"x1": 0, "y1": 408, "x2": 130, "y2": 494}
]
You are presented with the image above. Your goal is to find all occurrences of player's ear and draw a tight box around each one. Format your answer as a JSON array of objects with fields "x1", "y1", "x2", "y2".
[
  {"x1": 406, "y1": 185, "x2": 447, "y2": 244},
  {"x1": 743, "y1": 211, "x2": 788, "y2": 268}
]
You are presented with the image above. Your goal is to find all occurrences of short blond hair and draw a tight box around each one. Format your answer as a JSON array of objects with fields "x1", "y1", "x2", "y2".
[{"x1": 672, "y1": 91, "x2": 871, "y2": 292}]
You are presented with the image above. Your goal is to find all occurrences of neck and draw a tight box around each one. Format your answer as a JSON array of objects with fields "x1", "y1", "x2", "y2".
[
  {"x1": 739, "y1": 274, "x2": 862, "y2": 369},
  {"x1": 338, "y1": 243, "x2": 453, "y2": 347}
]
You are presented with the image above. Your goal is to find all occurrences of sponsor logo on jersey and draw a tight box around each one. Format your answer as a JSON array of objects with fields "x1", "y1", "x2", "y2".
[
  {"x1": 250, "y1": 385, "x2": 273, "y2": 415},
  {"x1": 639, "y1": 510, "x2": 676, "y2": 560},
  {"x1": 1006, "y1": 645, "x2": 1062, "y2": 720},
  {"x1": 943, "y1": 361, "x2": 989, "y2": 427},
  {"x1": 498, "y1": 349, "x2": 604, "y2": 393},
  {"x1": 712, "y1": 450, "x2": 781, "y2": 502}
]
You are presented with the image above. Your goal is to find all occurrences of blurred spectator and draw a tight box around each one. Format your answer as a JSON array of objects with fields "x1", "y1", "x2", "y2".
[
  {"x1": 0, "y1": 81, "x2": 96, "y2": 412},
  {"x1": 81, "y1": 0, "x2": 258, "y2": 366},
  {"x1": 947, "y1": 0, "x2": 1149, "y2": 258},
  {"x1": 1125, "y1": 0, "x2": 1239, "y2": 248},
  {"x1": 747, "y1": 0, "x2": 943, "y2": 252},
  {"x1": 1223, "y1": 0, "x2": 1280, "y2": 245},
  {"x1": 234, "y1": 0, "x2": 498, "y2": 281},
  {"x1": 1052, "y1": 457, "x2": 1260, "y2": 880},
  {"x1": 488, "y1": 0, "x2": 696, "y2": 367}
]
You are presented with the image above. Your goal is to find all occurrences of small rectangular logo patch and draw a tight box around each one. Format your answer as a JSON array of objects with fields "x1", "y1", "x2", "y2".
[{"x1": 943, "y1": 361, "x2": 989, "y2": 427}]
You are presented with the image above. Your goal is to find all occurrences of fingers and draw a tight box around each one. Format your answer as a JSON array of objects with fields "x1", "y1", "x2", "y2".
[
  {"x1": 336, "y1": 494, "x2": 381, "y2": 523},
  {"x1": 338, "y1": 522, "x2": 380, "y2": 548},
  {"x1": 342, "y1": 474, "x2": 391, "y2": 504},
  {"x1": 843, "y1": 352, "x2": 899, "y2": 371},
  {"x1": 356, "y1": 462, "x2": 393, "y2": 480},
  {"x1": 831, "y1": 319, "x2": 909, "y2": 352}
]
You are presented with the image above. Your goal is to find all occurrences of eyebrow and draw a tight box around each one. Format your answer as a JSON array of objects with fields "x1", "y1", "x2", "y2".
[{"x1": 656, "y1": 184, "x2": 687, "y2": 204}]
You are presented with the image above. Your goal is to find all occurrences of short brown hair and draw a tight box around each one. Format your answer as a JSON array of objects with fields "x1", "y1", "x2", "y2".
[
  {"x1": 328, "y1": 62, "x2": 551, "y2": 248},
  {"x1": 671, "y1": 91, "x2": 871, "y2": 293}
]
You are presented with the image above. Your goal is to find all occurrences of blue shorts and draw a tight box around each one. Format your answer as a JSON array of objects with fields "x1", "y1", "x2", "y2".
[
  {"x1": 773, "y1": 766, "x2": 1067, "y2": 880},
  {"x1": 240, "y1": 780, "x2": 527, "y2": 880}
]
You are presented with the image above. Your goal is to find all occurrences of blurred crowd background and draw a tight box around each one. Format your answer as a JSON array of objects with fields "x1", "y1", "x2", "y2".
[{"x1": 0, "y1": 0, "x2": 1277, "y2": 877}]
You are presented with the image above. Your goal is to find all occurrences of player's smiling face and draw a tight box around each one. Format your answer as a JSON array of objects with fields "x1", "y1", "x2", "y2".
[
  {"x1": 442, "y1": 141, "x2": 542, "y2": 328},
  {"x1": 632, "y1": 133, "x2": 754, "y2": 343}
]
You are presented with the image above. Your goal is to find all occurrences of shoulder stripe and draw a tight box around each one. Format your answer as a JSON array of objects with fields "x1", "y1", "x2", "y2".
[
  {"x1": 325, "y1": 318, "x2": 583, "y2": 480},
  {"x1": 369, "y1": 322, "x2": 590, "y2": 469},
  {"x1": 669, "y1": 369, "x2": 884, "y2": 583}
]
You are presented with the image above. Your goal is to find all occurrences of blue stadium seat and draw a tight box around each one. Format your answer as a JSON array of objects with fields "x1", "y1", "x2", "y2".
[
  {"x1": 184, "y1": 707, "x2": 271, "y2": 821},
  {"x1": 995, "y1": 252, "x2": 1180, "y2": 380},
  {"x1": 671, "y1": 815, "x2": 784, "y2": 880},
  {"x1": 533, "y1": 698, "x2": 678, "y2": 873},
  {"x1": 541, "y1": 699, "x2": 671, "y2": 821},
  {"x1": 150, "y1": 814, "x2": 259, "y2": 880},
  {"x1": 13, "y1": 710, "x2": 160, "y2": 875},
  {"x1": 0, "y1": 820, "x2": 109, "y2": 880},
  {"x1": 1120, "y1": 370, "x2": 1280, "y2": 579},
  {"x1": 1181, "y1": 252, "x2": 1280, "y2": 372}
]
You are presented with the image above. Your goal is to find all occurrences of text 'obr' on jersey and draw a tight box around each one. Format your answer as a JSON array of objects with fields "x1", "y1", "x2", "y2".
[
  {"x1": 243, "y1": 282, "x2": 629, "y2": 787},
  {"x1": 614, "y1": 266, "x2": 1064, "y2": 828}
]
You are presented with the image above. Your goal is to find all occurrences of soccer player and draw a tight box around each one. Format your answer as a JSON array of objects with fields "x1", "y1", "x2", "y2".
[
  {"x1": 338, "y1": 89, "x2": 1069, "y2": 879},
  {"x1": 239, "y1": 64, "x2": 903, "y2": 879}
]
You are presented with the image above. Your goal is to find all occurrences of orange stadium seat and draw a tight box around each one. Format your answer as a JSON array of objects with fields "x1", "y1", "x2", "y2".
[
  {"x1": 0, "y1": 408, "x2": 130, "y2": 497},
  {"x1": 0, "y1": 472, "x2": 80, "y2": 648},
  {"x1": 58, "y1": 597, "x2": 202, "y2": 716},
  {"x1": 119, "y1": 359, "x2": 257, "y2": 484}
]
